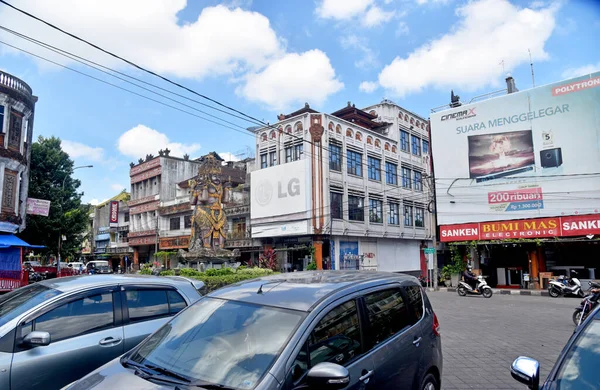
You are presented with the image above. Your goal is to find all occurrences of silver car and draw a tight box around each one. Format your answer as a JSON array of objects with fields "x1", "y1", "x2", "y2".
[{"x1": 0, "y1": 274, "x2": 204, "y2": 390}]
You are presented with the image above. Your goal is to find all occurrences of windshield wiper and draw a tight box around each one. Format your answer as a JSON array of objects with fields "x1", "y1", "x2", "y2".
[
  {"x1": 186, "y1": 381, "x2": 235, "y2": 390},
  {"x1": 122, "y1": 358, "x2": 191, "y2": 385},
  {"x1": 144, "y1": 363, "x2": 192, "y2": 383}
]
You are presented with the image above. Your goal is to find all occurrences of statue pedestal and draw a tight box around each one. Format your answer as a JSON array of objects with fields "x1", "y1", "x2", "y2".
[{"x1": 177, "y1": 245, "x2": 240, "y2": 268}]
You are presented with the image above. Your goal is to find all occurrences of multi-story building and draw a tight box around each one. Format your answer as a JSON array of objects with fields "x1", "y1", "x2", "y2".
[
  {"x1": 92, "y1": 191, "x2": 131, "y2": 271},
  {"x1": 251, "y1": 102, "x2": 433, "y2": 275},
  {"x1": 158, "y1": 153, "x2": 260, "y2": 267},
  {"x1": 128, "y1": 150, "x2": 202, "y2": 269},
  {"x1": 0, "y1": 70, "x2": 37, "y2": 234}
]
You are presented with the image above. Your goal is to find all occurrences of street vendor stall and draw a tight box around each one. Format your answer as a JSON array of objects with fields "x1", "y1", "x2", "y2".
[{"x1": 0, "y1": 234, "x2": 44, "y2": 292}]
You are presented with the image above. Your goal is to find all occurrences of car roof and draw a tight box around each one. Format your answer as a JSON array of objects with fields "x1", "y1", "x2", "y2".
[
  {"x1": 38, "y1": 274, "x2": 193, "y2": 293},
  {"x1": 208, "y1": 271, "x2": 419, "y2": 312}
]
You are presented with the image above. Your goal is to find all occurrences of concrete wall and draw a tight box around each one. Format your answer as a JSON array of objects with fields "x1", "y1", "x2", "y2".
[{"x1": 159, "y1": 157, "x2": 202, "y2": 202}]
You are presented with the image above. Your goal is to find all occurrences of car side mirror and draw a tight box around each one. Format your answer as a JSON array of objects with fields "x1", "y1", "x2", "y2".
[
  {"x1": 306, "y1": 362, "x2": 350, "y2": 389},
  {"x1": 511, "y1": 356, "x2": 540, "y2": 390},
  {"x1": 23, "y1": 331, "x2": 51, "y2": 347}
]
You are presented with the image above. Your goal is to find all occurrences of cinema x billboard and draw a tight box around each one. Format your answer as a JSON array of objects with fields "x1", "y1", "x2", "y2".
[{"x1": 431, "y1": 72, "x2": 600, "y2": 231}]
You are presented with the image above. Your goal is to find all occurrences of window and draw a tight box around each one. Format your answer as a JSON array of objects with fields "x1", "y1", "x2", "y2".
[
  {"x1": 124, "y1": 213, "x2": 130, "y2": 223},
  {"x1": 402, "y1": 167, "x2": 411, "y2": 189},
  {"x1": 33, "y1": 293, "x2": 114, "y2": 342},
  {"x1": 554, "y1": 318, "x2": 600, "y2": 389},
  {"x1": 415, "y1": 207, "x2": 425, "y2": 228},
  {"x1": 308, "y1": 300, "x2": 362, "y2": 368},
  {"x1": 184, "y1": 215, "x2": 192, "y2": 229},
  {"x1": 0, "y1": 105, "x2": 4, "y2": 133},
  {"x1": 285, "y1": 144, "x2": 303, "y2": 162},
  {"x1": 330, "y1": 192, "x2": 343, "y2": 219},
  {"x1": 169, "y1": 217, "x2": 180, "y2": 230},
  {"x1": 364, "y1": 289, "x2": 410, "y2": 345},
  {"x1": 348, "y1": 195, "x2": 364, "y2": 221},
  {"x1": 126, "y1": 289, "x2": 170, "y2": 322},
  {"x1": 404, "y1": 205, "x2": 413, "y2": 227},
  {"x1": 167, "y1": 291, "x2": 187, "y2": 315},
  {"x1": 414, "y1": 171, "x2": 423, "y2": 191},
  {"x1": 385, "y1": 162, "x2": 398, "y2": 185},
  {"x1": 329, "y1": 143, "x2": 341, "y2": 171},
  {"x1": 369, "y1": 199, "x2": 383, "y2": 223},
  {"x1": 404, "y1": 286, "x2": 424, "y2": 324},
  {"x1": 347, "y1": 150, "x2": 362, "y2": 177},
  {"x1": 269, "y1": 151, "x2": 277, "y2": 166},
  {"x1": 422, "y1": 140, "x2": 430, "y2": 155},
  {"x1": 400, "y1": 131, "x2": 409, "y2": 152},
  {"x1": 260, "y1": 153, "x2": 267, "y2": 169},
  {"x1": 389, "y1": 203, "x2": 399, "y2": 225},
  {"x1": 411, "y1": 135, "x2": 421, "y2": 156},
  {"x1": 368, "y1": 157, "x2": 381, "y2": 181},
  {"x1": 294, "y1": 144, "x2": 303, "y2": 160},
  {"x1": 285, "y1": 147, "x2": 293, "y2": 163}
]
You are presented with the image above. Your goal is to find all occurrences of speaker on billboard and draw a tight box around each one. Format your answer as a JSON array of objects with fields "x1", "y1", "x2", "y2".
[{"x1": 540, "y1": 148, "x2": 563, "y2": 168}]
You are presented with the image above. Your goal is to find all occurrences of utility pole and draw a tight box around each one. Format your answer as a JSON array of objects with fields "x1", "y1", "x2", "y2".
[{"x1": 155, "y1": 212, "x2": 159, "y2": 264}]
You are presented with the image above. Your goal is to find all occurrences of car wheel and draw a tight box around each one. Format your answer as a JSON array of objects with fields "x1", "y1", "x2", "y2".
[{"x1": 420, "y1": 373, "x2": 439, "y2": 390}]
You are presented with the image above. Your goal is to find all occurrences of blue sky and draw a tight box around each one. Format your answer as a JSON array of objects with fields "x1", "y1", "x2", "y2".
[{"x1": 0, "y1": 0, "x2": 598, "y2": 204}]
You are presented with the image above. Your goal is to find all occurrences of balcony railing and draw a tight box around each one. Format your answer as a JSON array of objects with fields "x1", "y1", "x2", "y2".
[
  {"x1": 227, "y1": 231, "x2": 250, "y2": 240},
  {"x1": 0, "y1": 71, "x2": 33, "y2": 100}
]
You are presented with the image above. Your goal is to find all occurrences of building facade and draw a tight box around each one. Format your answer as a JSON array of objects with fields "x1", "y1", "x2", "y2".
[
  {"x1": 128, "y1": 152, "x2": 202, "y2": 268},
  {"x1": 431, "y1": 72, "x2": 600, "y2": 288},
  {"x1": 92, "y1": 191, "x2": 132, "y2": 271},
  {"x1": 0, "y1": 70, "x2": 37, "y2": 233},
  {"x1": 251, "y1": 103, "x2": 433, "y2": 274}
]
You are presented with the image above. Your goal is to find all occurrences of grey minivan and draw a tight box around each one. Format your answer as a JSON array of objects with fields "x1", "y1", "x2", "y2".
[
  {"x1": 0, "y1": 274, "x2": 204, "y2": 390},
  {"x1": 65, "y1": 271, "x2": 442, "y2": 390}
]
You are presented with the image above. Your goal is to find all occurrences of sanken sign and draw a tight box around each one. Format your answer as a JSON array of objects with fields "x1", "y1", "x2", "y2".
[
  {"x1": 250, "y1": 160, "x2": 310, "y2": 220},
  {"x1": 440, "y1": 214, "x2": 600, "y2": 242}
]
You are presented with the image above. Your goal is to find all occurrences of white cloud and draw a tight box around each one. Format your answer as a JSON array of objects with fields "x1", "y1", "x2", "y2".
[
  {"x1": 316, "y1": 0, "x2": 374, "y2": 20},
  {"x1": 417, "y1": 0, "x2": 452, "y2": 5},
  {"x1": 111, "y1": 184, "x2": 125, "y2": 192},
  {"x1": 62, "y1": 140, "x2": 104, "y2": 162},
  {"x1": 218, "y1": 152, "x2": 241, "y2": 162},
  {"x1": 89, "y1": 199, "x2": 100, "y2": 206},
  {"x1": 396, "y1": 21, "x2": 410, "y2": 36},
  {"x1": 377, "y1": 0, "x2": 558, "y2": 97},
  {"x1": 363, "y1": 6, "x2": 396, "y2": 27},
  {"x1": 561, "y1": 63, "x2": 600, "y2": 80},
  {"x1": 238, "y1": 50, "x2": 344, "y2": 111},
  {"x1": 340, "y1": 35, "x2": 379, "y2": 70},
  {"x1": 117, "y1": 124, "x2": 201, "y2": 159},
  {"x1": 360, "y1": 81, "x2": 379, "y2": 93}
]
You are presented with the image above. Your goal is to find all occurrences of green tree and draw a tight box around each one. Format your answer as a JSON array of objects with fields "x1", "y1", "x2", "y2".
[{"x1": 19, "y1": 136, "x2": 91, "y2": 261}]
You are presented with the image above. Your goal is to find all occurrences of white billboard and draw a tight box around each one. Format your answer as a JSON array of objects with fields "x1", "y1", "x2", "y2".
[
  {"x1": 431, "y1": 72, "x2": 600, "y2": 225},
  {"x1": 250, "y1": 159, "x2": 311, "y2": 222}
]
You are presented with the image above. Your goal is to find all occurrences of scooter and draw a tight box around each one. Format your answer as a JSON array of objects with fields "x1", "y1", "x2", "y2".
[
  {"x1": 548, "y1": 272, "x2": 584, "y2": 298},
  {"x1": 457, "y1": 275, "x2": 493, "y2": 298},
  {"x1": 573, "y1": 281, "x2": 600, "y2": 326}
]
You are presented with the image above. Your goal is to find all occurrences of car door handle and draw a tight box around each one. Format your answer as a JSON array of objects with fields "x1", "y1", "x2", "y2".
[
  {"x1": 99, "y1": 337, "x2": 122, "y2": 346},
  {"x1": 359, "y1": 370, "x2": 374, "y2": 382},
  {"x1": 413, "y1": 337, "x2": 422, "y2": 346}
]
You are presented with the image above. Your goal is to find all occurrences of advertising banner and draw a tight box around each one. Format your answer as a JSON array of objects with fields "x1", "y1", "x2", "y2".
[
  {"x1": 339, "y1": 241, "x2": 359, "y2": 270},
  {"x1": 26, "y1": 198, "x2": 50, "y2": 217},
  {"x1": 250, "y1": 159, "x2": 311, "y2": 221},
  {"x1": 109, "y1": 201, "x2": 119, "y2": 225},
  {"x1": 440, "y1": 214, "x2": 600, "y2": 242},
  {"x1": 431, "y1": 72, "x2": 600, "y2": 225}
]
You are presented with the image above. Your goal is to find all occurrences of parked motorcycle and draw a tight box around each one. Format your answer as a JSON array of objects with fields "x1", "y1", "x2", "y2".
[
  {"x1": 573, "y1": 281, "x2": 600, "y2": 326},
  {"x1": 548, "y1": 272, "x2": 584, "y2": 298},
  {"x1": 457, "y1": 275, "x2": 493, "y2": 298}
]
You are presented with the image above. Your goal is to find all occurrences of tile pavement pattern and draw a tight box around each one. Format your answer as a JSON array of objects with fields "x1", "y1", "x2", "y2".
[{"x1": 428, "y1": 292, "x2": 578, "y2": 389}]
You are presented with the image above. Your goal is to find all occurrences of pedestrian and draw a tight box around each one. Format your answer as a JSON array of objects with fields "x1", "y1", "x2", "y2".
[{"x1": 79, "y1": 263, "x2": 83, "y2": 275}]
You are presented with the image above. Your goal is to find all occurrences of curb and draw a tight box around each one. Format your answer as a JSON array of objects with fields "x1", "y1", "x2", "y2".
[{"x1": 427, "y1": 287, "x2": 550, "y2": 297}]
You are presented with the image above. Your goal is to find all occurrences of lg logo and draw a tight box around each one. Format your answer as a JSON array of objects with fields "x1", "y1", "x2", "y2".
[{"x1": 255, "y1": 178, "x2": 301, "y2": 206}]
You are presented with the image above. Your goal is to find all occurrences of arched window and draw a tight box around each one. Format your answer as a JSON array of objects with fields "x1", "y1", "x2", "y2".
[
  {"x1": 335, "y1": 124, "x2": 342, "y2": 134},
  {"x1": 369, "y1": 110, "x2": 377, "y2": 117},
  {"x1": 384, "y1": 142, "x2": 391, "y2": 151},
  {"x1": 285, "y1": 125, "x2": 292, "y2": 134},
  {"x1": 294, "y1": 121, "x2": 303, "y2": 133},
  {"x1": 410, "y1": 118, "x2": 415, "y2": 125},
  {"x1": 270, "y1": 130, "x2": 277, "y2": 140},
  {"x1": 355, "y1": 132, "x2": 362, "y2": 141},
  {"x1": 328, "y1": 122, "x2": 334, "y2": 132},
  {"x1": 261, "y1": 133, "x2": 267, "y2": 142},
  {"x1": 374, "y1": 139, "x2": 381, "y2": 148},
  {"x1": 346, "y1": 128, "x2": 353, "y2": 137},
  {"x1": 416, "y1": 121, "x2": 420, "y2": 128},
  {"x1": 278, "y1": 126, "x2": 283, "y2": 134},
  {"x1": 367, "y1": 136, "x2": 373, "y2": 145},
  {"x1": 391, "y1": 145, "x2": 397, "y2": 153},
  {"x1": 405, "y1": 114, "x2": 409, "y2": 121}
]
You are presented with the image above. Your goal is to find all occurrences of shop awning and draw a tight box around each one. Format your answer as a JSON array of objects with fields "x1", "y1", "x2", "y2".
[{"x1": 0, "y1": 234, "x2": 45, "y2": 249}]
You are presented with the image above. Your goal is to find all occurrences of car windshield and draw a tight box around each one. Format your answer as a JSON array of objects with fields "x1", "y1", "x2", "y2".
[
  {"x1": 128, "y1": 297, "x2": 304, "y2": 389},
  {"x1": 554, "y1": 316, "x2": 600, "y2": 389},
  {"x1": 0, "y1": 283, "x2": 62, "y2": 328}
]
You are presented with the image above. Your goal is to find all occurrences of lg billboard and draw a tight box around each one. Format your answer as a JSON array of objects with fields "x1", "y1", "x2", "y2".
[
  {"x1": 431, "y1": 72, "x2": 600, "y2": 226},
  {"x1": 250, "y1": 159, "x2": 312, "y2": 237}
]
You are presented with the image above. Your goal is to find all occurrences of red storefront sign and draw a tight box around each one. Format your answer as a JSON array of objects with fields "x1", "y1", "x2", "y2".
[
  {"x1": 129, "y1": 236, "x2": 157, "y2": 246},
  {"x1": 109, "y1": 201, "x2": 119, "y2": 224},
  {"x1": 440, "y1": 214, "x2": 600, "y2": 242}
]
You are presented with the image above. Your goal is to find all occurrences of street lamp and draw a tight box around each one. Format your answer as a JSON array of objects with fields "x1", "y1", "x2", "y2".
[{"x1": 57, "y1": 165, "x2": 93, "y2": 274}]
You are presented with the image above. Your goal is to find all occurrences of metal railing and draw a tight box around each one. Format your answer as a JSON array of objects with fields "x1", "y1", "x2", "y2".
[{"x1": 0, "y1": 70, "x2": 33, "y2": 99}]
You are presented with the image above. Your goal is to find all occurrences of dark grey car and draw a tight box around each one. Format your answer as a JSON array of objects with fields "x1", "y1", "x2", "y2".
[
  {"x1": 0, "y1": 274, "x2": 204, "y2": 390},
  {"x1": 65, "y1": 271, "x2": 443, "y2": 390}
]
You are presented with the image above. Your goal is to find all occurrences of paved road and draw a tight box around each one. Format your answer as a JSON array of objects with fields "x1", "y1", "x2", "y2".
[{"x1": 428, "y1": 291, "x2": 579, "y2": 389}]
